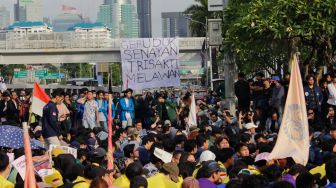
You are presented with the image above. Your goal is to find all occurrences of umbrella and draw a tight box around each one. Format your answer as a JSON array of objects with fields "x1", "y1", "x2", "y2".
[{"x1": 0, "y1": 125, "x2": 41, "y2": 149}]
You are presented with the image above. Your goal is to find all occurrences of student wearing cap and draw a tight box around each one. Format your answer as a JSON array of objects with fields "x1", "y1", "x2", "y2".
[
  {"x1": 197, "y1": 160, "x2": 222, "y2": 188},
  {"x1": 119, "y1": 88, "x2": 135, "y2": 128},
  {"x1": 147, "y1": 162, "x2": 183, "y2": 188}
]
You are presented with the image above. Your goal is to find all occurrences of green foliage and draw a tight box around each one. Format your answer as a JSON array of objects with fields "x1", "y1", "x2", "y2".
[
  {"x1": 185, "y1": 0, "x2": 223, "y2": 37},
  {"x1": 0, "y1": 64, "x2": 26, "y2": 82},
  {"x1": 222, "y1": 0, "x2": 336, "y2": 74},
  {"x1": 62, "y1": 63, "x2": 92, "y2": 78},
  {"x1": 111, "y1": 63, "x2": 122, "y2": 86}
]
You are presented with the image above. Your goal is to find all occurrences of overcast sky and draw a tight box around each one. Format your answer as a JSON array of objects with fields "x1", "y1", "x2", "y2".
[{"x1": 1, "y1": 0, "x2": 195, "y2": 37}]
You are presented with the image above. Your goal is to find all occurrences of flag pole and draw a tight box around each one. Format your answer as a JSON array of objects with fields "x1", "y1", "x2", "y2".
[
  {"x1": 23, "y1": 122, "x2": 37, "y2": 188},
  {"x1": 107, "y1": 94, "x2": 114, "y2": 172},
  {"x1": 26, "y1": 84, "x2": 35, "y2": 128}
]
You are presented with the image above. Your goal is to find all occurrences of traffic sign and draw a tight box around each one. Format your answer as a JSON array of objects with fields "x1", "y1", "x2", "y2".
[
  {"x1": 34, "y1": 70, "x2": 48, "y2": 78},
  {"x1": 14, "y1": 71, "x2": 27, "y2": 78},
  {"x1": 45, "y1": 73, "x2": 65, "y2": 79}
]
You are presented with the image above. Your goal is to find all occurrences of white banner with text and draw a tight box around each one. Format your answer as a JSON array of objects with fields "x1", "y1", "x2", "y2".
[{"x1": 120, "y1": 38, "x2": 180, "y2": 90}]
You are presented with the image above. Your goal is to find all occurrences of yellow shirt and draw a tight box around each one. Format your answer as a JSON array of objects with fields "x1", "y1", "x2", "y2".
[
  {"x1": 147, "y1": 173, "x2": 182, "y2": 188},
  {"x1": 0, "y1": 175, "x2": 14, "y2": 188},
  {"x1": 43, "y1": 168, "x2": 63, "y2": 188},
  {"x1": 310, "y1": 163, "x2": 326, "y2": 179},
  {"x1": 113, "y1": 175, "x2": 130, "y2": 188},
  {"x1": 73, "y1": 176, "x2": 90, "y2": 188}
]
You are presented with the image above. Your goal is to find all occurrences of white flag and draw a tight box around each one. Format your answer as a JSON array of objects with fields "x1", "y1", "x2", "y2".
[
  {"x1": 188, "y1": 93, "x2": 197, "y2": 127},
  {"x1": 268, "y1": 54, "x2": 309, "y2": 165}
]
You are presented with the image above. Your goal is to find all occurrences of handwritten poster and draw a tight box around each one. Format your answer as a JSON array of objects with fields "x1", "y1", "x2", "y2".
[{"x1": 120, "y1": 38, "x2": 180, "y2": 90}]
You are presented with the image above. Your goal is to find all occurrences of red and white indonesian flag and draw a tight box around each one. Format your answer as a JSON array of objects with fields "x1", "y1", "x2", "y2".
[
  {"x1": 268, "y1": 54, "x2": 309, "y2": 165},
  {"x1": 62, "y1": 5, "x2": 76, "y2": 13},
  {"x1": 31, "y1": 82, "x2": 50, "y2": 117}
]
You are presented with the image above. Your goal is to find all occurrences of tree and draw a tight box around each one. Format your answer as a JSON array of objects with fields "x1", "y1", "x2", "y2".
[
  {"x1": 62, "y1": 63, "x2": 92, "y2": 78},
  {"x1": 185, "y1": 0, "x2": 216, "y2": 37},
  {"x1": 222, "y1": 0, "x2": 336, "y2": 76},
  {"x1": 0, "y1": 64, "x2": 26, "y2": 83},
  {"x1": 111, "y1": 63, "x2": 122, "y2": 86}
]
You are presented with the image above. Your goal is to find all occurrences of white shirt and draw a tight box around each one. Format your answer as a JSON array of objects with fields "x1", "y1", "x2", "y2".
[
  {"x1": 125, "y1": 98, "x2": 131, "y2": 119},
  {"x1": 327, "y1": 83, "x2": 336, "y2": 105}
]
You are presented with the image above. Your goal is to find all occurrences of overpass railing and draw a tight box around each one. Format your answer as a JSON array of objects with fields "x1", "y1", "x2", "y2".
[{"x1": 0, "y1": 32, "x2": 204, "y2": 50}]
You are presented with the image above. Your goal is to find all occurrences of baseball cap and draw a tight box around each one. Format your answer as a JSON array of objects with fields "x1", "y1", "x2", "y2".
[
  {"x1": 202, "y1": 160, "x2": 221, "y2": 173},
  {"x1": 162, "y1": 162, "x2": 179, "y2": 183},
  {"x1": 199, "y1": 150, "x2": 216, "y2": 163},
  {"x1": 244, "y1": 122, "x2": 258, "y2": 129},
  {"x1": 271, "y1": 76, "x2": 280, "y2": 81},
  {"x1": 51, "y1": 148, "x2": 65, "y2": 157},
  {"x1": 88, "y1": 147, "x2": 107, "y2": 158},
  {"x1": 164, "y1": 120, "x2": 171, "y2": 126}
]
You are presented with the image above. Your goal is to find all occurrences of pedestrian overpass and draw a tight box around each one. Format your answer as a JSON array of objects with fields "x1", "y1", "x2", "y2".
[{"x1": 0, "y1": 32, "x2": 205, "y2": 65}]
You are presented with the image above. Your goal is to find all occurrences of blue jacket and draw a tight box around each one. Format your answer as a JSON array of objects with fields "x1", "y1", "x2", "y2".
[
  {"x1": 304, "y1": 85, "x2": 323, "y2": 112},
  {"x1": 96, "y1": 99, "x2": 116, "y2": 120},
  {"x1": 42, "y1": 101, "x2": 60, "y2": 138},
  {"x1": 326, "y1": 183, "x2": 336, "y2": 188},
  {"x1": 118, "y1": 97, "x2": 135, "y2": 121},
  {"x1": 97, "y1": 99, "x2": 108, "y2": 119}
]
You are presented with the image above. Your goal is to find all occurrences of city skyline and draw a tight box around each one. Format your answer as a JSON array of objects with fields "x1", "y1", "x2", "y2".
[{"x1": 1, "y1": 0, "x2": 194, "y2": 37}]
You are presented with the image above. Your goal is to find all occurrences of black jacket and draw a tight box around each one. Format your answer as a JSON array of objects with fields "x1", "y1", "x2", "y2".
[
  {"x1": 0, "y1": 100, "x2": 20, "y2": 125},
  {"x1": 42, "y1": 101, "x2": 60, "y2": 138}
]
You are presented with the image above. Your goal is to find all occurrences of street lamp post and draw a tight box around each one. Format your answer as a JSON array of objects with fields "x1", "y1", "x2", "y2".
[{"x1": 183, "y1": 15, "x2": 210, "y2": 88}]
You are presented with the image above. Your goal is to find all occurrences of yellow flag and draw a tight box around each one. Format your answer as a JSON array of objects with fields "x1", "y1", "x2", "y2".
[{"x1": 268, "y1": 54, "x2": 309, "y2": 165}]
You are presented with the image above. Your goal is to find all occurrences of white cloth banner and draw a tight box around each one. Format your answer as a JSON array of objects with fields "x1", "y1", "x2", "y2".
[
  {"x1": 188, "y1": 93, "x2": 197, "y2": 127},
  {"x1": 120, "y1": 38, "x2": 180, "y2": 90},
  {"x1": 268, "y1": 54, "x2": 309, "y2": 165}
]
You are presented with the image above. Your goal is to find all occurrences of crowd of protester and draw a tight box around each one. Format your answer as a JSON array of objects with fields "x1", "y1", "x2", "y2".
[{"x1": 0, "y1": 72, "x2": 335, "y2": 188}]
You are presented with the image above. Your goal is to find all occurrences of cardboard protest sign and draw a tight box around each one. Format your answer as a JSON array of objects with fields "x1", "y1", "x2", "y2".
[
  {"x1": 11, "y1": 154, "x2": 53, "y2": 180},
  {"x1": 12, "y1": 156, "x2": 26, "y2": 180},
  {"x1": 49, "y1": 144, "x2": 77, "y2": 159},
  {"x1": 120, "y1": 38, "x2": 180, "y2": 90}
]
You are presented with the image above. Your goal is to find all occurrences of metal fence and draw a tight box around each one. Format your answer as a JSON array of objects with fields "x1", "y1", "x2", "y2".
[{"x1": 0, "y1": 32, "x2": 204, "y2": 50}]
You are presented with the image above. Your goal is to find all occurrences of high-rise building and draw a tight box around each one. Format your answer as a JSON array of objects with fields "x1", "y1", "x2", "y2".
[
  {"x1": 161, "y1": 12, "x2": 191, "y2": 37},
  {"x1": 137, "y1": 0, "x2": 151, "y2": 38},
  {"x1": 52, "y1": 13, "x2": 83, "y2": 32},
  {"x1": 14, "y1": 3, "x2": 26, "y2": 22},
  {"x1": 14, "y1": 0, "x2": 43, "y2": 22},
  {"x1": 0, "y1": 6, "x2": 10, "y2": 29},
  {"x1": 120, "y1": 3, "x2": 139, "y2": 38},
  {"x1": 97, "y1": 0, "x2": 139, "y2": 38},
  {"x1": 97, "y1": 0, "x2": 120, "y2": 38}
]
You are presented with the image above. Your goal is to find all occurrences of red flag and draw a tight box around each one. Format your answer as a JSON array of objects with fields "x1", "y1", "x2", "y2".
[
  {"x1": 62, "y1": 5, "x2": 76, "y2": 13},
  {"x1": 23, "y1": 122, "x2": 37, "y2": 188},
  {"x1": 107, "y1": 94, "x2": 113, "y2": 170},
  {"x1": 31, "y1": 82, "x2": 50, "y2": 117}
]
